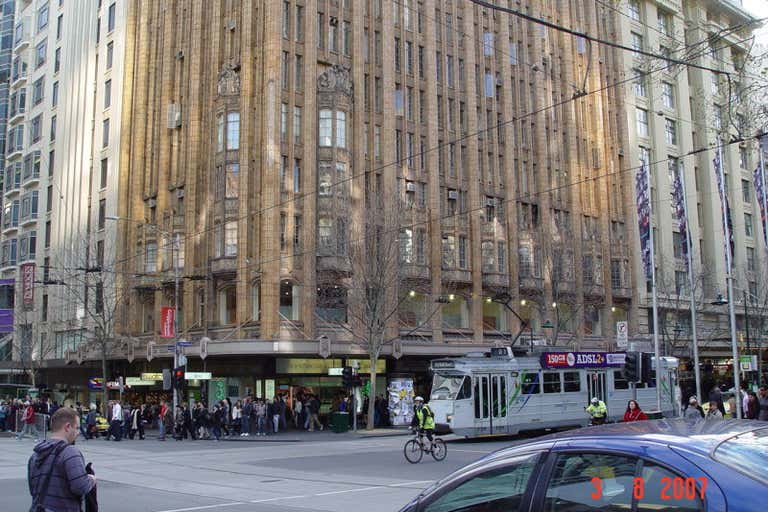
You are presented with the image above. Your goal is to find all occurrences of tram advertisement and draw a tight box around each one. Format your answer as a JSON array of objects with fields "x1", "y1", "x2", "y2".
[{"x1": 541, "y1": 352, "x2": 626, "y2": 369}]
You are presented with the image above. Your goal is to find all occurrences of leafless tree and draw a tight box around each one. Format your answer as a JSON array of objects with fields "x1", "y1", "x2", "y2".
[
  {"x1": 12, "y1": 306, "x2": 57, "y2": 389},
  {"x1": 48, "y1": 231, "x2": 130, "y2": 414}
]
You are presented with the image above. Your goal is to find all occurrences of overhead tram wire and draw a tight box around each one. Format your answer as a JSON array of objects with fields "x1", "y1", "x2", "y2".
[{"x1": 53, "y1": 17, "x2": 757, "y2": 286}]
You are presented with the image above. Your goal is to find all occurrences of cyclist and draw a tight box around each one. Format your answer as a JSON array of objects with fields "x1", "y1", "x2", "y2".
[{"x1": 410, "y1": 396, "x2": 435, "y2": 450}]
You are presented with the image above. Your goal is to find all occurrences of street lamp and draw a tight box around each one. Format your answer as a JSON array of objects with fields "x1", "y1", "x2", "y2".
[{"x1": 107, "y1": 215, "x2": 182, "y2": 412}]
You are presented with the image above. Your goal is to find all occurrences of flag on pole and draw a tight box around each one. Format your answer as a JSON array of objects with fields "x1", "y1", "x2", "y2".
[
  {"x1": 635, "y1": 159, "x2": 652, "y2": 279},
  {"x1": 671, "y1": 162, "x2": 690, "y2": 272},
  {"x1": 713, "y1": 149, "x2": 733, "y2": 272},
  {"x1": 754, "y1": 163, "x2": 768, "y2": 249}
]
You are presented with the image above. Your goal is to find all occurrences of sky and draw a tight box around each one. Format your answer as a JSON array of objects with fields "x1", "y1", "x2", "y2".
[{"x1": 743, "y1": 0, "x2": 768, "y2": 46}]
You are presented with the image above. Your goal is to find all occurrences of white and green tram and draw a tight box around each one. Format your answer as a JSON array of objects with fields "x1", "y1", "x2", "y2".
[{"x1": 427, "y1": 348, "x2": 680, "y2": 437}]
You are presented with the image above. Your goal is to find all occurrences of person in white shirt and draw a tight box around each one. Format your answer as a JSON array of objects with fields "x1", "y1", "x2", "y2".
[{"x1": 108, "y1": 401, "x2": 123, "y2": 441}]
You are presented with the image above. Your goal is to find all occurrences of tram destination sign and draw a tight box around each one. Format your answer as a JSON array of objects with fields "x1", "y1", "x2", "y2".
[
  {"x1": 431, "y1": 360, "x2": 456, "y2": 369},
  {"x1": 541, "y1": 352, "x2": 626, "y2": 369}
]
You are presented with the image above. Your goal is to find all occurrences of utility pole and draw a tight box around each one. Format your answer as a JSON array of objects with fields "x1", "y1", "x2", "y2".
[
  {"x1": 173, "y1": 233, "x2": 180, "y2": 412},
  {"x1": 744, "y1": 290, "x2": 752, "y2": 387}
]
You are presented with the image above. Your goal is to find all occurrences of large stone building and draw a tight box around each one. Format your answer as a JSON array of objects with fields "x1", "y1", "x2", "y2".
[{"x1": 82, "y1": 0, "x2": 633, "y2": 402}]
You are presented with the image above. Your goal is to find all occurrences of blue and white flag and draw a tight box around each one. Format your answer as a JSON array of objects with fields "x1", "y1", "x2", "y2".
[
  {"x1": 713, "y1": 149, "x2": 733, "y2": 272},
  {"x1": 671, "y1": 162, "x2": 690, "y2": 271},
  {"x1": 635, "y1": 159, "x2": 652, "y2": 279}
]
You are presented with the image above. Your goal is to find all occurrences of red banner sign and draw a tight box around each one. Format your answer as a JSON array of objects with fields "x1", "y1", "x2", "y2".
[
  {"x1": 21, "y1": 263, "x2": 35, "y2": 309},
  {"x1": 160, "y1": 306, "x2": 175, "y2": 339}
]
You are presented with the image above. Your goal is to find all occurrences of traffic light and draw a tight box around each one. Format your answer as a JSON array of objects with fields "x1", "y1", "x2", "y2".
[
  {"x1": 641, "y1": 352, "x2": 654, "y2": 385},
  {"x1": 342, "y1": 366, "x2": 353, "y2": 387},
  {"x1": 352, "y1": 375, "x2": 363, "y2": 388},
  {"x1": 173, "y1": 367, "x2": 186, "y2": 390},
  {"x1": 624, "y1": 351, "x2": 640, "y2": 383}
]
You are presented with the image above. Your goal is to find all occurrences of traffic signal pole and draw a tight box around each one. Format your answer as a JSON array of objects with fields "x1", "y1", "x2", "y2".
[{"x1": 173, "y1": 234, "x2": 180, "y2": 413}]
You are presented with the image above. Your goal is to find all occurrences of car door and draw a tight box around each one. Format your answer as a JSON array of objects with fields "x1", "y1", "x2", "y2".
[{"x1": 416, "y1": 452, "x2": 545, "y2": 512}]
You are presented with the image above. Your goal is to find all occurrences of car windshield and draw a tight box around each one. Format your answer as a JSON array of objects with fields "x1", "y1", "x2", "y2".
[
  {"x1": 430, "y1": 374, "x2": 466, "y2": 400},
  {"x1": 713, "y1": 427, "x2": 768, "y2": 484}
]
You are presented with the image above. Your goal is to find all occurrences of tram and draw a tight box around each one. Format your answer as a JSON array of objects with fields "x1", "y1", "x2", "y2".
[{"x1": 427, "y1": 347, "x2": 680, "y2": 437}]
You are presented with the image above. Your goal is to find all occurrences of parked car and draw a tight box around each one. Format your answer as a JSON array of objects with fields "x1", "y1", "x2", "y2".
[{"x1": 399, "y1": 419, "x2": 768, "y2": 512}]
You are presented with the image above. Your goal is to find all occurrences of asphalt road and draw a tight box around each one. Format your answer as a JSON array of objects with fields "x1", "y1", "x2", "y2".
[{"x1": 0, "y1": 431, "x2": 523, "y2": 512}]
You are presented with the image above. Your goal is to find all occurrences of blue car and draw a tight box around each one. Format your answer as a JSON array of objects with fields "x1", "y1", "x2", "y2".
[{"x1": 399, "y1": 419, "x2": 768, "y2": 512}]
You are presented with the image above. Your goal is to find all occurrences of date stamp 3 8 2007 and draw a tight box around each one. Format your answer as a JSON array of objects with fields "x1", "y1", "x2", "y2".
[{"x1": 590, "y1": 476, "x2": 708, "y2": 501}]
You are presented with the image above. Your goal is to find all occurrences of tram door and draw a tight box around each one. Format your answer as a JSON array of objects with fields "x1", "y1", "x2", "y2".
[
  {"x1": 473, "y1": 374, "x2": 508, "y2": 434},
  {"x1": 587, "y1": 371, "x2": 607, "y2": 406}
]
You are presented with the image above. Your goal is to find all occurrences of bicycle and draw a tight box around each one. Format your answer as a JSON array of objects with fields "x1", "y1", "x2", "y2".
[{"x1": 404, "y1": 429, "x2": 447, "y2": 463}]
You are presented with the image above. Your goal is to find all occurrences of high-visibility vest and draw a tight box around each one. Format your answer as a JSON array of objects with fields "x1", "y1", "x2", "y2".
[{"x1": 415, "y1": 404, "x2": 435, "y2": 430}]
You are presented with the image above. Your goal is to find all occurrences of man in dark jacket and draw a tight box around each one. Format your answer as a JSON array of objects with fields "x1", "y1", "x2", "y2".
[{"x1": 28, "y1": 407, "x2": 95, "y2": 512}]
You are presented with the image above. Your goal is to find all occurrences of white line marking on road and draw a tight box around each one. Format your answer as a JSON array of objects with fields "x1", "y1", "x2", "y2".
[
  {"x1": 152, "y1": 503, "x2": 245, "y2": 512},
  {"x1": 316, "y1": 486, "x2": 383, "y2": 496},
  {"x1": 249, "y1": 495, "x2": 307, "y2": 503},
  {"x1": 388, "y1": 480, "x2": 434, "y2": 487}
]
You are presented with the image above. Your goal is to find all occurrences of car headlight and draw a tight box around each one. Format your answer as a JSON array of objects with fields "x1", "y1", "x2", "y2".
[{"x1": 446, "y1": 414, "x2": 453, "y2": 422}]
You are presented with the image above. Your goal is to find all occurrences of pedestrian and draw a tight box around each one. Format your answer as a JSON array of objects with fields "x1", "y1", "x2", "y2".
[
  {"x1": 211, "y1": 404, "x2": 223, "y2": 441},
  {"x1": 130, "y1": 404, "x2": 145, "y2": 439},
  {"x1": 255, "y1": 398, "x2": 266, "y2": 436},
  {"x1": 706, "y1": 401, "x2": 724, "y2": 420},
  {"x1": 623, "y1": 400, "x2": 647, "y2": 422},
  {"x1": 307, "y1": 395, "x2": 323, "y2": 431},
  {"x1": 28, "y1": 407, "x2": 96, "y2": 512},
  {"x1": 270, "y1": 397, "x2": 281, "y2": 434},
  {"x1": 220, "y1": 400, "x2": 230, "y2": 437},
  {"x1": 746, "y1": 391, "x2": 759, "y2": 419},
  {"x1": 182, "y1": 404, "x2": 196, "y2": 440},
  {"x1": 708, "y1": 385, "x2": 725, "y2": 416},
  {"x1": 231, "y1": 400, "x2": 242, "y2": 435},
  {"x1": 0, "y1": 400, "x2": 7, "y2": 432},
  {"x1": 758, "y1": 387, "x2": 768, "y2": 421},
  {"x1": 293, "y1": 395, "x2": 303, "y2": 429},
  {"x1": 726, "y1": 393, "x2": 737, "y2": 418},
  {"x1": 240, "y1": 398, "x2": 251, "y2": 437},
  {"x1": 121, "y1": 404, "x2": 131, "y2": 440},
  {"x1": 157, "y1": 400, "x2": 169, "y2": 441},
  {"x1": 684, "y1": 396, "x2": 705, "y2": 420},
  {"x1": 85, "y1": 404, "x2": 97, "y2": 440},
  {"x1": 16, "y1": 401, "x2": 40, "y2": 441},
  {"x1": 278, "y1": 395, "x2": 288, "y2": 431}
]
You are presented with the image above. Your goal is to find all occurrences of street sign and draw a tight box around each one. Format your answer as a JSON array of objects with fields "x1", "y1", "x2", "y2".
[
  {"x1": 177, "y1": 340, "x2": 193, "y2": 347},
  {"x1": 616, "y1": 321, "x2": 628, "y2": 348},
  {"x1": 328, "y1": 367, "x2": 343, "y2": 376},
  {"x1": 185, "y1": 372, "x2": 212, "y2": 380},
  {"x1": 178, "y1": 354, "x2": 188, "y2": 366}
]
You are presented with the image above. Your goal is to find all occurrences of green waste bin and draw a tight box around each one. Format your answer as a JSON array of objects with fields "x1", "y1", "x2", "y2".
[{"x1": 331, "y1": 412, "x2": 350, "y2": 433}]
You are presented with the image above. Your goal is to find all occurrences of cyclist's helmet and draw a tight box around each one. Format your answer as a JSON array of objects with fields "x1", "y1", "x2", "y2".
[{"x1": 414, "y1": 396, "x2": 424, "y2": 402}]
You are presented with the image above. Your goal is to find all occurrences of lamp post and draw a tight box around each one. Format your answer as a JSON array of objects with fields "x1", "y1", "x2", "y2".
[
  {"x1": 107, "y1": 216, "x2": 181, "y2": 411},
  {"x1": 712, "y1": 292, "x2": 742, "y2": 418}
]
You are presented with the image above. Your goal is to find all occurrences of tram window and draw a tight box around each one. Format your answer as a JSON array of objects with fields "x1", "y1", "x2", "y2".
[
  {"x1": 522, "y1": 372, "x2": 540, "y2": 394},
  {"x1": 614, "y1": 370, "x2": 629, "y2": 390},
  {"x1": 481, "y1": 376, "x2": 489, "y2": 418},
  {"x1": 492, "y1": 376, "x2": 500, "y2": 417},
  {"x1": 543, "y1": 372, "x2": 562, "y2": 393},
  {"x1": 563, "y1": 372, "x2": 581, "y2": 392},
  {"x1": 474, "y1": 378, "x2": 481, "y2": 418},
  {"x1": 499, "y1": 376, "x2": 507, "y2": 417},
  {"x1": 456, "y1": 376, "x2": 472, "y2": 400}
]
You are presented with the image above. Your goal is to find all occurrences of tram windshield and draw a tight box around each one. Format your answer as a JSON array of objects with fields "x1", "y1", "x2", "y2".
[{"x1": 431, "y1": 374, "x2": 470, "y2": 400}]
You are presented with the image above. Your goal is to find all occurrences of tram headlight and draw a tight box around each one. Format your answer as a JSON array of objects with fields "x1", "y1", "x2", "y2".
[{"x1": 446, "y1": 414, "x2": 453, "y2": 423}]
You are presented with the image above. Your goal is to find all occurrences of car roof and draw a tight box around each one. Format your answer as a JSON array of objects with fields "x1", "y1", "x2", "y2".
[{"x1": 485, "y1": 419, "x2": 768, "y2": 461}]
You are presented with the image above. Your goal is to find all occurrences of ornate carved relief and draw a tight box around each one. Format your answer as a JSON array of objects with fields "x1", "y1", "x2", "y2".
[
  {"x1": 317, "y1": 64, "x2": 353, "y2": 97},
  {"x1": 217, "y1": 63, "x2": 241, "y2": 96}
]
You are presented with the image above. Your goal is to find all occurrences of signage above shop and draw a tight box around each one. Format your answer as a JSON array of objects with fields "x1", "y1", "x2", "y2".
[
  {"x1": 141, "y1": 373, "x2": 163, "y2": 381},
  {"x1": 185, "y1": 372, "x2": 212, "y2": 380},
  {"x1": 126, "y1": 377, "x2": 156, "y2": 386}
]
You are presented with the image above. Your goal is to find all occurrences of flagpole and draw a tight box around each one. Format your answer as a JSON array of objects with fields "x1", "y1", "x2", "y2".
[
  {"x1": 759, "y1": 144, "x2": 767, "y2": 387},
  {"x1": 679, "y1": 162, "x2": 701, "y2": 403},
  {"x1": 647, "y1": 160, "x2": 662, "y2": 413},
  {"x1": 717, "y1": 144, "x2": 742, "y2": 419}
]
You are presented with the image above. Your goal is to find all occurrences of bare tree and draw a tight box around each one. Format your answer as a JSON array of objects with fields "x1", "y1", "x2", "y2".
[
  {"x1": 12, "y1": 306, "x2": 57, "y2": 389},
  {"x1": 49, "y1": 232, "x2": 130, "y2": 414},
  {"x1": 318, "y1": 202, "x2": 441, "y2": 429}
]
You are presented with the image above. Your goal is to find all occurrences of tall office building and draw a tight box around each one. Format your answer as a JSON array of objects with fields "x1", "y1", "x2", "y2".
[
  {"x1": 618, "y1": 0, "x2": 765, "y2": 366},
  {"x1": 0, "y1": 0, "x2": 128, "y2": 379}
]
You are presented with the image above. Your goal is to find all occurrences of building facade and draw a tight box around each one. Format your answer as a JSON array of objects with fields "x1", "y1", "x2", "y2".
[
  {"x1": 0, "y1": 0, "x2": 128, "y2": 386},
  {"x1": 70, "y1": 0, "x2": 635, "y2": 402},
  {"x1": 619, "y1": 0, "x2": 765, "y2": 370}
]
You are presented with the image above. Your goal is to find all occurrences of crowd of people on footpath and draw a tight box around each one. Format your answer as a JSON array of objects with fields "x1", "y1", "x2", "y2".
[
  {"x1": 683, "y1": 384, "x2": 768, "y2": 421},
  {"x1": 0, "y1": 397, "x2": 68, "y2": 441}
]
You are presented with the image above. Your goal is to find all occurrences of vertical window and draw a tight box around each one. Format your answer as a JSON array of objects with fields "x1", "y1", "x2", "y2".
[
  {"x1": 745, "y1": 213, "x2": 754, "y2": 237},
  {"x1": 52, "y1": 81, "x2": 59, "y2": 107},
  {"x1": 217, "y1": 114, "x2": 225, "y2": 152},
  {"x1": 633, "y1": 69, "x2": 646, "y2": 97},
  {"x1": 281, "y1": 51, "x2": 289, "y2": 89},
  {"x1": 665, "y1": 118, "x2": 677, "y2": 145},
  {"x1": 295, "y1": 5, "x2": 304, "y2": 41},
  {"x1": 662, "y1": 82, "x2": 675, "y2": 108},
  {"x1": 36, "y1": 41, "x2": 47, "y2": 68},
  {"x1": 293, "y1": 158, "x2": 301, "y2": 193},
  {"x1": 49, "y1": 115, "x2": 56, "y2": 141},
  {"x1": 225, "y1": 164, "x2": 239, "y2": 198},
  {"x1": 145, "y1": 242, "x2": 157, "y2": 272},
  {"x1": 319, "y1": 110, "x2": 332, "y2": 146},
  {"x1": 317, "y1": 13, "x2": 325, "y2": 50},
  {"x1": 224, "y1": 221, "x2": 237, "y2": 256},
  {"x1": 631, "y1": 32, "x2": 643, "y2": 51},
  {"x1": 106, "y1": 42, "x2": 113, "y2": 69},
  {"x1": 54, "y1": 47, "x2": 61, "y2": 72},
  {"x1": 293, "y1": 106, "x2": 302, "y2": 144},
  {"x1": 747, "y1": 247, "x2": 755, "y2": 271},
  {"x1": 102, "y1": 118, "x2": 109, "y2": 147},
  {"x1": 38, "y1": 4, "x2": 49, "y2": 32},
  {"x1": 335, "y1": 111, "x2": 346, "y2": 148},
  {"x1": 280, "y1": 102, "x2": 288, "y2": 141},
  {"x1": 104, "y1": 79, "x2": 111, "y2": 108},
  {"x1": 742, "y1": 179, "x2": 751, "y2": 203},
  {"x1": 294, "y1": 54, "x2": 303, "y2": 90},
  {"x1": 483, "y1": 32, "x2": 493, "y2": 56},
  {"x1": 282, "y1": 1, "x2": 290, "y2": 39},
  {"x1": 343, "y1": 21, "x2": 351, "y2": 56},
  {"x1": 100, "y1": 158, "x2": 108, "y2": 189},
  {"x1": 56, "y1": 14, "x2": 63, "y2": 40},
  {"x1": 227, "y1": 112, "x2": 240, "y2": 150},
  {"x1": 108, "y1": 3, "x2": 116, "y2": 32},
  {"x1": 628, "y1": 0, "x2": 640, "y2": 20},
  {"x1": 636, "y1": 108, "x2": 649, "y2": 137},
  {"x1": 98, "y1": 199, "x2": 106, "y2": 229}
]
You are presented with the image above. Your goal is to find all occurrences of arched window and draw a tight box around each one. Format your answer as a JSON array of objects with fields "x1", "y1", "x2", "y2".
[{"x1": 319, "y1": 109, "x2": 332, "y2": 146}]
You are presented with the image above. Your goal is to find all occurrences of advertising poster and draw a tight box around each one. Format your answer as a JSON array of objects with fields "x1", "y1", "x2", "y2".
[{"x1": 387, "y1": 378, "x2": 415, "y2": 426}]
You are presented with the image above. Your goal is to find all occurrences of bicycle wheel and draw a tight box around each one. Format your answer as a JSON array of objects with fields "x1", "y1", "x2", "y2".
[
  {"x1": 431, "y1": 438, "x2": 447, "y2": 461},
  {"x1": 404, "y1": 439, "x2": 423, "y2": 463}
]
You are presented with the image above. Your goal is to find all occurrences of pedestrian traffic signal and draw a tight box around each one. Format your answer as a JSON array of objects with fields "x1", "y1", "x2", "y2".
[
  {"x1": 624, "y1": 351, "x2": 640, "y2": 383},
  {"x1": 641, "y1": 352, "x2": 654, "y2": 384},
  {"x1": 342, "y1": 366, "x2": 353, "y2": 387},
  {"x1": 352, "y1": 375, "x2": 363, "y2": 388},
  {"x1": 173, "y1": 367, "x2": 186, "y2": 390}
]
